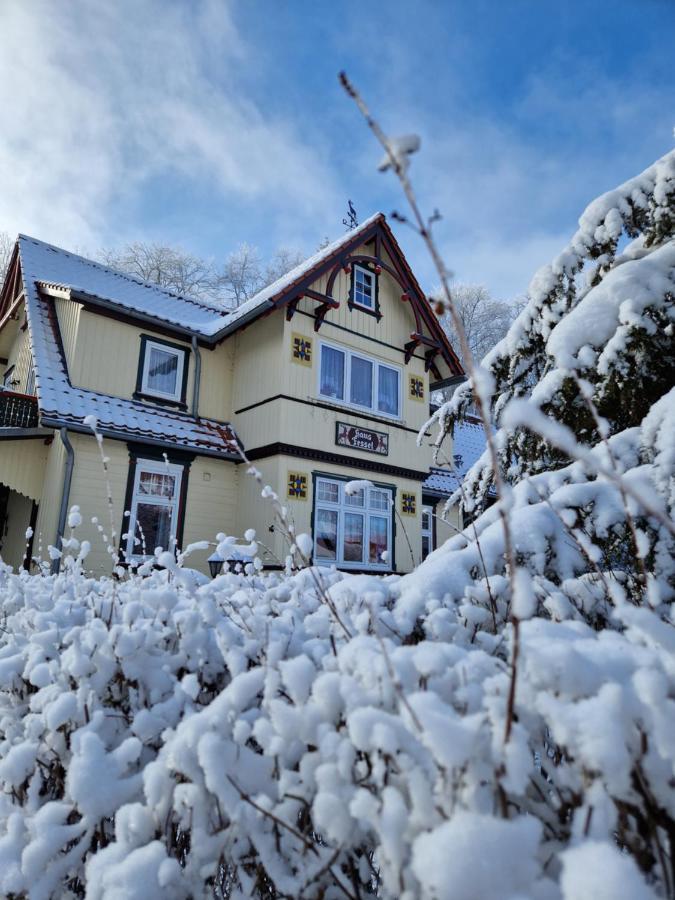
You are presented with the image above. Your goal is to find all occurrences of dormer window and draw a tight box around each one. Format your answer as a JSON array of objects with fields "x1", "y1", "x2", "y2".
[
  {"x1": 136, "y1": 335, "x2": 188, "y2": 407},
  {"x1": 350, "y1": 264, "x2": 380, "y2": 317}
]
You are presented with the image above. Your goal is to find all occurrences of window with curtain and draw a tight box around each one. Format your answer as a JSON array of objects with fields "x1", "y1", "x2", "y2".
[
  {"x1": 319, "y1": 342, "x2": 401, "y2": 418},
  {"x1": 313, "y1": 477, "x2": 393, "y2": 570},
  {"x1": 125, "y1": 460, "x2": 183, "y2": 560},
  {"x1": 319, "y1": 345, "x2": 345, "y2": 400},
  {"x1": 140, "y1": 339, "x2": 186, "y2": 402}
]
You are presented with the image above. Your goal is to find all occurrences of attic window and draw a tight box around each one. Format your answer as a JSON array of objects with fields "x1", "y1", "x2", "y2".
[
  {"x1": 137, "y1": 336, "x2": 188, "y2": 406},
  {"x1": 350, "y1": 264, "x2": 379, "y2": 317}
]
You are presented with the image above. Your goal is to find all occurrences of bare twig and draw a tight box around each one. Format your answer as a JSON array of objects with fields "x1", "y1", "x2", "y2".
[{"x1": 339, "y1": 72, "x2": 519, "y2": 739}]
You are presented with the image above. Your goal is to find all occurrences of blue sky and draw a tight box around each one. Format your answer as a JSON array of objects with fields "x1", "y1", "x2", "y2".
[{"x1": 1, "y1": 0, "x2": 673, "y2": 300}]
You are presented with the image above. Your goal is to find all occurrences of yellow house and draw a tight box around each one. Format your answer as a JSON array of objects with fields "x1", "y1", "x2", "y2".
[{"x1": 0, "y1": 214, "x2": 465, "y2": 576}]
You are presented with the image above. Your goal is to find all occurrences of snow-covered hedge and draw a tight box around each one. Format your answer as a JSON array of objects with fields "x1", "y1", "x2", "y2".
[{"x1": 0, "y1": 552, "x2": 672, "y2": 899}]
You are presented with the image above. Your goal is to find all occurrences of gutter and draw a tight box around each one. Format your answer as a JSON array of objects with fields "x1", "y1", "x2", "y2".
[
  {"x1": 191, "y1": 336, "x2": 201, "y2": 417},
  {"x1": 52, "y1": 427, "x2": 74, "y2": 574}
]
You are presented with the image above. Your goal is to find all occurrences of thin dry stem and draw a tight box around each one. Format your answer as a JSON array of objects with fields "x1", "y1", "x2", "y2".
[{"x1": 339, "y1": 71, "x2": 519, "y2": 740}]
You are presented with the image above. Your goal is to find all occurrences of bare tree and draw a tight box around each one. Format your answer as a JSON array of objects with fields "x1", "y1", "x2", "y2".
[
  {"x1": 439, "y1": 283, "x2": 520, "y2": 367},
  {"x1": 217, "y1": 243, "x2": 264, "y2": 307},
  {"x1": 99, "y1": 242, "x2": 222, "y2": 306},
  {"x1": 99, "y1": 240, "x2": 305, "y2": 311},
  {"x1": 264, "y1": 247, "x2": 304, "y2": 286}
]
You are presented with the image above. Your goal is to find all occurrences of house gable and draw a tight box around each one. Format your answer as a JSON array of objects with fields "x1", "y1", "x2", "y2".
[{"x1": 237, "y1": 214, "x2": 462, "y2": 387}]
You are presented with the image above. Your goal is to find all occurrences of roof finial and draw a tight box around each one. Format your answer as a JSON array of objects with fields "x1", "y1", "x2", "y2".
[{"x1": 342, "y1": 200, "x2": 358, "y2": 230}]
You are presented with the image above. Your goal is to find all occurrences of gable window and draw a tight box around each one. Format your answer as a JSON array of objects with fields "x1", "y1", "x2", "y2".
[
  {"x1": 319, "y1": 341, "x2": 401, "y2": 419},
  {"x1": 125, "y1": 459, "x2": 183, "y2": 560},
  {"x1": 136, "y1": 336, "x2": 188, "y2": 406},
  {"x1": 352, "y1": 265, "x2": 375, "y2": 310},
  {"x1": 314, "y1": 476, "x2": 393, "y2": 570}
]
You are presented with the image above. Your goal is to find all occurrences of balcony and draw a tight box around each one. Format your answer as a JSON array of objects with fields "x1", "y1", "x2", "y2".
[{"x1": 0, "y1": 390, "x2": 39, "y2": 429}]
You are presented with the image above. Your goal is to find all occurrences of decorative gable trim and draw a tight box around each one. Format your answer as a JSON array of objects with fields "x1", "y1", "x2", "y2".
[{"x1": 268, "y1": 216, "x2": 462, "y2": 383}]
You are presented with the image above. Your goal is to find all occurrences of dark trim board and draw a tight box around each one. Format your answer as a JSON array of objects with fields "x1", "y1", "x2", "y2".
[
  {"x1": 245, "y1": 441, "x2": 429, "y2": 481},
  {"x1": 235, "y1": 393, "x2": 430, "y2": 437}
]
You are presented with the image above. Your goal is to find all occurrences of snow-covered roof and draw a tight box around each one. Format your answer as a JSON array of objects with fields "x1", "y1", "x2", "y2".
[
  {"x1": 17, "y1": 215, "x2": 386, "y2": 341},
  {"x1": 19, "y1": 235, "x2": 229, "y2": 338},
  {"x1": 423, "y1": 419, "x2": 487, "y2": 496},
  {"x1": 17, "y1": 240, "x2": 239, "y2": 458}
]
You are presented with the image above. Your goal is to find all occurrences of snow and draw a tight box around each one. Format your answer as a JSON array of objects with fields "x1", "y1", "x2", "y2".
[
  {"x1": 412, "y1": 813, "x2": 543, "y2": 900},
  {"x1": 560, "y1": 842, "x2": 657, "y2": 900},
  {"x1": 377, "y1": 133, "x2": 421, "y2": 174}
]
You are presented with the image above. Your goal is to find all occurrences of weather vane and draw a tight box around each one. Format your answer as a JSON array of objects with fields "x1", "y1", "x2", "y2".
[{"x1": 343, "y1": 200, "x2": 358, "y2": 230}]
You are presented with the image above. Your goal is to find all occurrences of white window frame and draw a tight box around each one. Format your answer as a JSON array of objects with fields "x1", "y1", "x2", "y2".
[
  {"x1": 421, "y1": 504, "x2": 434, "y2": 560},
  {"x1": 318, "y1": 339, "x2": 402, "y2": 420},
  {"x1": 140, "y1": 339, "x2": 185, "y2": 403},
  {"x1": 352, "y1": 264, "x2": 376, "y2": 311},
  {"x1": 313, "y1": 476, "x2": 393, "y2": 570},
  {"x1": 125, "y1": 458, "x2": 183, "y2": 560}
]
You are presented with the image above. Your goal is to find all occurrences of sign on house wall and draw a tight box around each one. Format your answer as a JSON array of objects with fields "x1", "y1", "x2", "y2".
[{"x1": 335, "y1": 421, "x2": 389, "y2": 456}]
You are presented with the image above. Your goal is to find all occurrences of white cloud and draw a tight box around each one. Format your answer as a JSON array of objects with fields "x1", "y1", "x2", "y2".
[{"x1": 0, "y1": 1, "x2": 339, "y2": 249}]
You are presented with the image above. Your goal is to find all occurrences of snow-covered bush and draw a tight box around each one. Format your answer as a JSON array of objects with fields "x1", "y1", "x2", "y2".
[
  {"x1": 1, "y1": 149, "x2": 674, "y2": 897},
  {"x1": 0, "y1": 548, "x2": 673, "y2": 898}
]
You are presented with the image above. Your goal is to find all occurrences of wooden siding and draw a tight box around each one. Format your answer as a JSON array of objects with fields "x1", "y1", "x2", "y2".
[
  {"x1": 33, "y1": 437, "x2": 67, "y2": 561},
  {"x1": 3, "y1": 324, "x2": 35, "y2": 395},
  {"x1": 65, "y1": 433, "x2": 130, "y2": 576},
  {"x1": 182, "y1": 457, "x2": 239, "y2": 573},
  {"x1": 62, "y1": 305, "x2": 234, "y2": 422},
  {"x1": 0, "y1": 437, "x2": 48, "y2": 500},
  {"x1": 231, "y1": 314, "x2": 284, "y2": 413},
  {"x1": 235, "y1": 454, "x2": 287, "y2": 567},
  {"x1": 54, "y1": 297, "x2": 82, "y2": 374}
]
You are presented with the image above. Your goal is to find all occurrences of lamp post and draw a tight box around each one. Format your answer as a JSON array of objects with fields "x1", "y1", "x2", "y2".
[{"x1": 207, "y1": 552, "x2": 224, "y2": 579}]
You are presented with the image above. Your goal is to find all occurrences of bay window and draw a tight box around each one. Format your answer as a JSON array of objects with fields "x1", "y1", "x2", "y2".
[
  {"x1": 314, "y1": 476, "x2": 393, "y2": 569},
  {"x1": 125, "y1": 459, "x2": 183, "y2": 560},
  {"x1": 319, "y1": 341, "x2": 401, "y2": 418}
]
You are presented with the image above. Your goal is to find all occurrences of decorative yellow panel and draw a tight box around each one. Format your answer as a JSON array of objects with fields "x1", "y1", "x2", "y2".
[
  {"x1": 409, "y1": 374, "x2": 425, "y2": 401},
  {"x1": 287, "y1": 471, "x2": 308, "y2": 500},
  {"x1": 401, "y1": 492, "x2": 417, "y2": 516},
  {"x1": 291, "y1": 332, "x2": 313, "y2": 366}
]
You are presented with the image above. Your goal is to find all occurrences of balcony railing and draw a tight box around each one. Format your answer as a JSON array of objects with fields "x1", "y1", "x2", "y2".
[{"x1": 0, "y1": 390, "x2": 39, "y2": 429}]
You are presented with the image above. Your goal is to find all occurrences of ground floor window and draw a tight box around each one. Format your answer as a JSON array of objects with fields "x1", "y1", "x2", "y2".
[
  {"x1": 125, "y1": 458, "x2": 184, "y2": 560},
  {"x1": 421, "y1": 504, "x2": 434, "y2": 559},
  {"x1": 313, "y1": 476, "x2": 393, "y2": 570}
]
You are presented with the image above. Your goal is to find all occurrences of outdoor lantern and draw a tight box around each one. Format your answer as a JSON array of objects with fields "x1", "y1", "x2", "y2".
[{"x1": 207, "y1": 552, "x2": 224, "y2": 578}]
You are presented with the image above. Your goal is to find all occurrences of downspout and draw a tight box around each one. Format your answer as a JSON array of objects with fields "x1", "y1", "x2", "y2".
[
  {"x1": 52, "y1": 427, "x2": 74, "y2": 574},
  {"x1": 191, "y1": 336, "x2": 201, "y2": 418}
]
